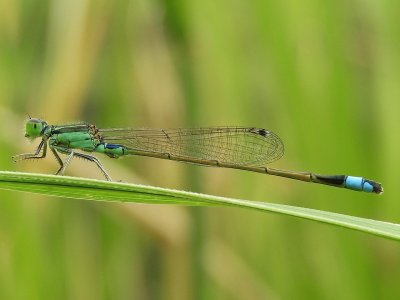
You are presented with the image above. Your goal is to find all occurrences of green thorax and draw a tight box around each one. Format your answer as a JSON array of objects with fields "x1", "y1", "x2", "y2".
[{"x1": 48, "y1": 123, "x2": 102, "y2": 152}]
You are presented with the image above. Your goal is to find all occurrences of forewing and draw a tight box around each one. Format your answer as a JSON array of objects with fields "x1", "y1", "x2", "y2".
[{"x1": 99, "y1": 127, "x2": 284, "y2": 166}]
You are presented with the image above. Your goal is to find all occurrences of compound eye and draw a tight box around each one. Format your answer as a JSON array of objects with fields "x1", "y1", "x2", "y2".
[{"x1": 25, "y1": 119, "x2": 44, "y2": 139}]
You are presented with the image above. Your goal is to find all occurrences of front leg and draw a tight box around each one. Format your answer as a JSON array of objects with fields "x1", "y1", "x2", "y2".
[{"x1": 12, "y1": 140, "x2": 47, "y2": 162}]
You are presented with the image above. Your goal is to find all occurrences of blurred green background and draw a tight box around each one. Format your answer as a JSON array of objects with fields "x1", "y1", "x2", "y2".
[{"x1": 0, "y1": 0, "x2": 399, "y2": 299}]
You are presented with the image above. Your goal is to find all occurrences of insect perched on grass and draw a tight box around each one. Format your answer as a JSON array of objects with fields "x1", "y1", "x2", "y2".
[{"x1": 13, "y1": 117, "x2": 383, "y2": 194}]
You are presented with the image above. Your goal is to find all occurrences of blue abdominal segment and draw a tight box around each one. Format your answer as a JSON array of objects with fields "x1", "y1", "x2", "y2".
[
  {"x1": 345, "y1": 176, "x2": 373, "y2": 192},
  {"x1": 95, "y1": 143, "x2": 126, "y2": 158},
  {"x1": 312, "y1": 174, "x2": 383, "y2": 194}
]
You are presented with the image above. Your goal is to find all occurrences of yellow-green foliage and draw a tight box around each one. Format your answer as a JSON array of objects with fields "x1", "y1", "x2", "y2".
[{"x1": 0, "y1": 0, "x2": 399, "y2": 299}]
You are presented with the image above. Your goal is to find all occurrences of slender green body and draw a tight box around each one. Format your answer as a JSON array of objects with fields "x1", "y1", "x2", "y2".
[{"x1": 13, "y1": 118, "x2": 383, "y2": 194}]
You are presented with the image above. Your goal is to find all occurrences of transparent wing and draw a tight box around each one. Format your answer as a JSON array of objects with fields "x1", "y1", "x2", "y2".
[{"x1": 99, "y1": 127, "x2": 284, "y2": 166}]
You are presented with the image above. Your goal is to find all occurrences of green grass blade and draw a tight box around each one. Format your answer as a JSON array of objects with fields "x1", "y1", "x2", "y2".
[{"x1": 0, "y1": 171, "x2": 398, "y2": 241}]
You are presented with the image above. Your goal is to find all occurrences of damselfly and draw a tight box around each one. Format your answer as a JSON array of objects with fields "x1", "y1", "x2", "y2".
[{"x1": 13, "y1": 118, "x2": 383, "y2": 194}]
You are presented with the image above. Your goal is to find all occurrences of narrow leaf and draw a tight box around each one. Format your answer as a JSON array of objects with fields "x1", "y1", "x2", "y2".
[{"x1": 0, "y1": 171, "x2": 398, "y2": 241}]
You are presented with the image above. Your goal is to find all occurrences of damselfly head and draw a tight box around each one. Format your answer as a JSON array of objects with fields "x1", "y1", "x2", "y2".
[{"x1": 25, "y1": 118, "x2": 48, "y2": 139}]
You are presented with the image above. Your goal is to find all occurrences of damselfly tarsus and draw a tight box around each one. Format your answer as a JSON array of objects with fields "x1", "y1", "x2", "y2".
[{"x1": 13, "y1": 118, "x2": 383, "y2": 194}]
